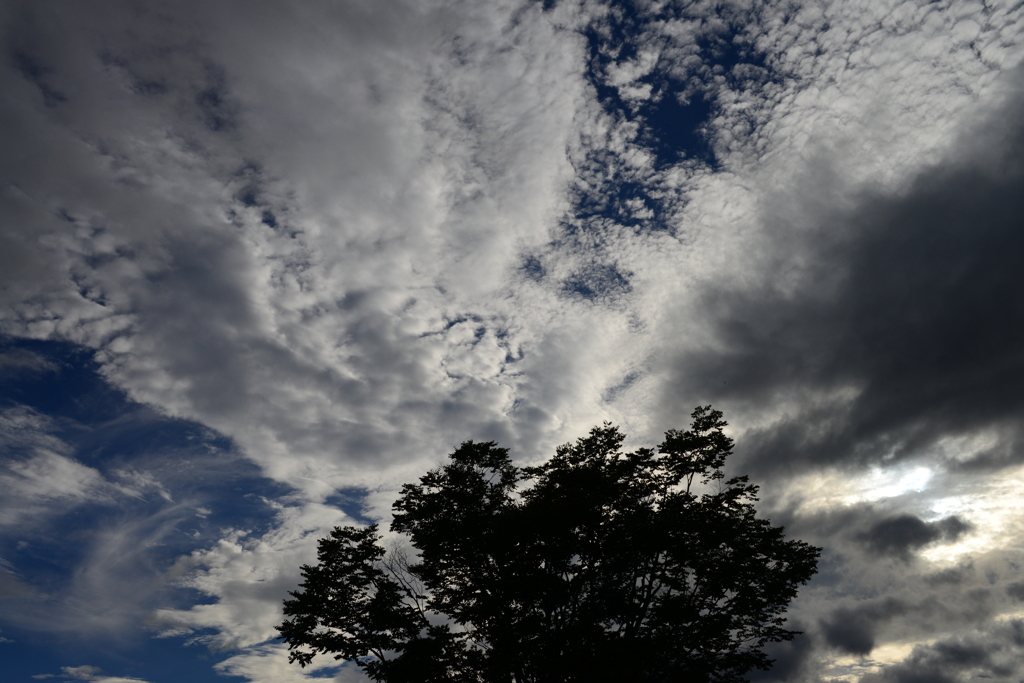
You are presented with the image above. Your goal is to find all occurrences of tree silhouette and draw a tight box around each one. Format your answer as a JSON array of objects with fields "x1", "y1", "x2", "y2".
[{"x1": 277, "y1": 407, "x2": 820, "y2": 682}]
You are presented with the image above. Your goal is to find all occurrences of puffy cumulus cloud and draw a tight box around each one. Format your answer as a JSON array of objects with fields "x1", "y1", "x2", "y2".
[
  {"x1": 734, "y1": 0, "x2": 1024, "y2": 184},
  {"x1": 149, "y1": 500, "x2": 382, "y2": 681},
  {"x1": 0, "y1": 0, "x2": 613, "y2": 497},
  {"x1": 151, "y1": 499, "x2": 355, "y2": 650},
  {"x1": 562, "y1": 0, "x2": 1024, "y2": 198}
]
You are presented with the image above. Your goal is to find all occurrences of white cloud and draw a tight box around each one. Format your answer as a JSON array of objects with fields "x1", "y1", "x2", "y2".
[
  {"x1": 31, "y1": 665, "x2": 155, "y2": 683},
  {"x1": 0, "y1": 406, "x2": 177, "y2": 528},
  {"x1": 215, "y1": 643, "x2": 361, "y2": 683},
  {"x1": 1, "y1": 0, "x2": 600, "y2": 496},
  {"x1": 0, "y1": 408, "x2": 109, "y2": 527},
  {"x1": 152, "y1": 500, "x2": 355, "y2": 649}
]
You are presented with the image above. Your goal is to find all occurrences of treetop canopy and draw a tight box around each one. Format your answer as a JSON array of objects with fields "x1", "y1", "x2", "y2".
[{"x1": 278, "y1": 406, "x2": 820, "y2": 683}]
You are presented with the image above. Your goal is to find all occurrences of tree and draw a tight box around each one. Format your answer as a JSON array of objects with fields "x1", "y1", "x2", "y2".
[{"x1": 277, "y1": 406, "x2": 820, "y2": 682}]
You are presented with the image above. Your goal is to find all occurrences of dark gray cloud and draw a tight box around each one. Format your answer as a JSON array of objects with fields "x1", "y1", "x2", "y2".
[
  {"x1": 821, "y1": 598, "x2": 908, "y2": 655},
  {"x1": 661, "y1": 80, "x2": 1024, "y2": 479},
  {"x1": 10, "y1": 50, "x2": 66, "y2": 108},
  {"x1": 856, "y1": 515, "x2": 972, "y2": 561},
  {"x1": 747, "y1": 622, "x2": 817, "y2": 682},
  {"x1": 773, "y1": 500, "x2": 972, "y2": 560},
  {"x1": 1006, "y1": 581, "x2": 1024, "y2": 602},
  {"x1": 857, "y1": 619, "x2": 1024, "y2": 683}
]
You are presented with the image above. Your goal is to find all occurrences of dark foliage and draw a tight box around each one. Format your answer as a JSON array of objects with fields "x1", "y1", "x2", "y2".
[{"x1": 277, "y1": 407, "x2": 820, "y2": 682}]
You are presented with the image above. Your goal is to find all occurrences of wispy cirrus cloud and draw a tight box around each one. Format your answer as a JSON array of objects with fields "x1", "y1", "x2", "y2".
[{"x1": 33, "y1": 664, "x2": 155, "y2": 683}]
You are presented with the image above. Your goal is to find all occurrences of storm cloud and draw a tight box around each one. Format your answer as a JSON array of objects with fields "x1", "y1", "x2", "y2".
[
  {"x1": 856, "y1": 514, "x2": 972, "y2": 560},
  {"x1": 662, "y1": 91, "x2": 1024, "y2": 478}
]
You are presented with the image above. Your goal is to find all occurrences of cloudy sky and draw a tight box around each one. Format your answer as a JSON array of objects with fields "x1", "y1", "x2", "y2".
[{"x1": 2, "y1": 0, "x2": 1024, "y2": 681}]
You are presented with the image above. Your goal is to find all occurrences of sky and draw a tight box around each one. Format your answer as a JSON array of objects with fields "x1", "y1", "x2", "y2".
[{"x1": 2, "y1": 0, "x2": 1024, "y2": 681}]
